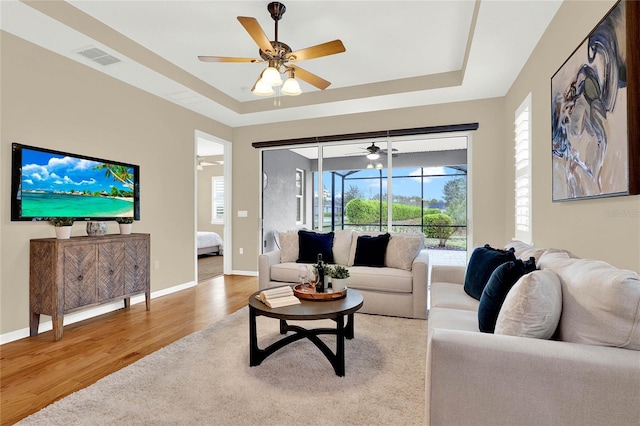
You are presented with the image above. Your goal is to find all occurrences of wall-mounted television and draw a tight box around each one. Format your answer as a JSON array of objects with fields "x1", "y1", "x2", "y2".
[{"x1": 11, "y1": 142, "x2": 140, "y2": 221}]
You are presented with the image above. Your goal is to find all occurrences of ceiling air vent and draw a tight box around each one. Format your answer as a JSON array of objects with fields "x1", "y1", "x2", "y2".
[{"x1": 76, "y1": 47, "x2": 121, "y2": 66}]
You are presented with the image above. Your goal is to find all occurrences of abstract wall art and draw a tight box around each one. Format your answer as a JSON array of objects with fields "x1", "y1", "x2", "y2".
[{"x1": 551, "y1": 0, "x2": 639, "y2": 201}]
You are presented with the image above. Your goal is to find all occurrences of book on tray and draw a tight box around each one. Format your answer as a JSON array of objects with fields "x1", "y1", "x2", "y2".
[{"x1": 256, "y1": 286, "x2": 301, "y2": 308}]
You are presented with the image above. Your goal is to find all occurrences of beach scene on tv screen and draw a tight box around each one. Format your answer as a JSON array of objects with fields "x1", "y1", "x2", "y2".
[{"x1": 20, "y1": 148, "x2": 135, "y2": 218}]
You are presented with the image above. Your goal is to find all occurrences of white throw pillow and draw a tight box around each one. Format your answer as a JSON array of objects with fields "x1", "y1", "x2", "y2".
[
  {"x1": 385, "y1": 233, "x2": 424, "y2": 271},
  {"x1": 495, "y1": 270, "x2": 562, "y2": 339},
  {"x1": 504, "y1": 239, "x2": 545, "y2": 263},
  {"x1": 277, "y1": 230, "x2": 299, "y2": 263},
  {"x1": 332, "y1": 230, "x2": 353, "y2": 266},
  {"x1": 504, "y1": 239, "x2": 534, "y2": 258}
]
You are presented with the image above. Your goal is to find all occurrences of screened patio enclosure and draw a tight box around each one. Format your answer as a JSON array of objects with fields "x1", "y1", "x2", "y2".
[{"x1": 261, "y1": 136, "x2": 468, "y2": 254}]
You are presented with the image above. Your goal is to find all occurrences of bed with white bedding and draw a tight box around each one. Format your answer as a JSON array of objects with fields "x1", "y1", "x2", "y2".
[{"x1": 197, "y1": 231, "x2": 223, "y2": 256}]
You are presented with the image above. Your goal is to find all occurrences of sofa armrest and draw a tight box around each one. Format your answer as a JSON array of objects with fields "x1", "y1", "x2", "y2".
[
  {"x1": 258, "y1": 250, "x2": 281, "y2": 290},
  {"x1": 430, "y1": 265, "x2": 466, "y2": 286},
  {"x1": 411, "y1": 250, "x2": 429, "y2": 319},
  {"x1": 426, "y1": 328, "x2": 640, "y2": 426}
]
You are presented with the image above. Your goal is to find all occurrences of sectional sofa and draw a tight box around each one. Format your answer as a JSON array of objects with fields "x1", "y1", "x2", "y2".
[
  {"x1": 426, "y1": 240, "x2": 640, "y2": 425},
  {"x1": 258, "y1": 229, "x2": 428, "y2": 319}
]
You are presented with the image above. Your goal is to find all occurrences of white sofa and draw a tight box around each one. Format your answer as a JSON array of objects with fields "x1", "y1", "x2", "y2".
[
  {"x1": 426, "y1": 240, "x2": 640, "y2": 426},
  {"x1": 258, "y1": 229, "x2": 429, "y2": 319}
]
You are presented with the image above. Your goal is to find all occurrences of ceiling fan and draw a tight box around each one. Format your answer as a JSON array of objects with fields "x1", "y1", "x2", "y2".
[
  {"x1": 364, "y1": 143, "x2": 398, "y2": 159},
  {"x1": 197, "y1": 156, "x2": 218, "y2": 170},
  {"x1": 198, "y1": 2, "x2": 346, "y2": 96}
]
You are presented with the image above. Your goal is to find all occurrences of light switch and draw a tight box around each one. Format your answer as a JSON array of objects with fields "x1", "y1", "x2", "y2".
[{"x1": 237, "y1": 210, "x2": 248, "y2": 217}]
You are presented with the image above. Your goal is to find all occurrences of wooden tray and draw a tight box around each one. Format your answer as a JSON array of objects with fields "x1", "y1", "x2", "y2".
[{"x1": 294, "y1": 284, "x2": 347, "y2": 301}]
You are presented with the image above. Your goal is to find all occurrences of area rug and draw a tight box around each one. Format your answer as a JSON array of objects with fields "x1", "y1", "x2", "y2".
[
  {"x1": 198, "y1": 254, "x2": 224, "y2": 281},
  {"x1": 19, "y1": 308, "x2": 428, "y2": 425}
]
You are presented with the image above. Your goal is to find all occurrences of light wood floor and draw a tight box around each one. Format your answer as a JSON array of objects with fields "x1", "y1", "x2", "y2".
[{"x1": 0, "y1": 274, "x2": 258, "y2": 426}]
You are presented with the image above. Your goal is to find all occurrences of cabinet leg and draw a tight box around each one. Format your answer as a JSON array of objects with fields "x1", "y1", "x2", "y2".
[
  {"x1": 30, "y1": 312, "x2": 40, "y2": 337},
  {"x1": 52, "y1": 315, "x2": 63, "y2": 342},
  {"x1": 145, "y1": 291, "x2": 151, "y2": 311}
]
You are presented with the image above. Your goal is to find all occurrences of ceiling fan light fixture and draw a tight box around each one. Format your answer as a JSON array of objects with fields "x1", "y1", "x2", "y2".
[
  {"x1": 366, "y1": 163, "x2": 374, "y2": 169},
  {"x1": 200, "y1": 2, "x2": 346, "y2": 100},
  {"x1": 262, "y1": 65, "x2": 283, "y2": 86},
  {"x1": 282, "y1": 76, "x2": 302, "y2": 96},
  {"x1": 375, "y1": 162, "x2": 383, "y2": 169},
  {"x1": 366, "y1": 152, "x2": 380, "y2": 160},
  {"x1": 252, "y1": 78, "x2": 274, "y2": 96}
]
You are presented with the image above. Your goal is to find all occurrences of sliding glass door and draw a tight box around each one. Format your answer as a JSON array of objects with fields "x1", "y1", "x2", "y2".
[{"x1": 261, "y1": 135, "x2": 468, "y2": 253}]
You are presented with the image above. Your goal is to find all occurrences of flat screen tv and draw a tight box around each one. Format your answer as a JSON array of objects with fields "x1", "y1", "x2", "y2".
[{"x1": 11, "y1": 142, "x2": 140, "y2": 221}]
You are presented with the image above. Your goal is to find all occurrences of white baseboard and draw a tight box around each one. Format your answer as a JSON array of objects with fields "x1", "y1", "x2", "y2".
[
  {"x1": 0, "y1": 281, "x2": 197, "y2": 345},
  {"x1": 231, "y1": 270, "x2": 258, "y2": 276}
]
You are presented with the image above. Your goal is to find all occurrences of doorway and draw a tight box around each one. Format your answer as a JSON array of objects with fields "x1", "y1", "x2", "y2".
[{"x1": 195, "y1": 130, "x2": 232, "y2": 279}]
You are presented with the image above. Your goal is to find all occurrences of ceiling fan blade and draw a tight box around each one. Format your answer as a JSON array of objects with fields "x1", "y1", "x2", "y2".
[
  {"x1": 237, "y1": 16, "x2": 274, "y2": 55},
  {"x1": 287, "y1": 40, "x2": 345, "y2": 62},
  {"x1": 198, "y1": 56, "x2": 262, "y2": 63},
  {"x1": 290, "y1": 66, "x2": 331, "y2": 90}
]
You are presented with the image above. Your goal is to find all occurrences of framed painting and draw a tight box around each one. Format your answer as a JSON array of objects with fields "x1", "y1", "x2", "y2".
[{"x1": 551, "y1": 0, "x2": 639, "y2": 201}]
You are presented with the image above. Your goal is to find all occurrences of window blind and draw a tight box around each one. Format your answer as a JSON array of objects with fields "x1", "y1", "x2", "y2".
[
  {"x1": 212, "y1": 176, "x2": 224, "y2": 223},
  {"x1": 514, "y1": 95, "x2": 532, "y2": 243}
]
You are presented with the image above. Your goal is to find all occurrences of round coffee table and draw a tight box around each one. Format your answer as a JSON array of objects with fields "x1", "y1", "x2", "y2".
[{"x1": 248, "y1": 287, "x2": 364, "y2": 376}]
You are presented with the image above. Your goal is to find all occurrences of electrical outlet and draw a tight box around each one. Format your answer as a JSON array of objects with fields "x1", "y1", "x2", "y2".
[
  {"x1": 154, "y1": 260, "x2": 160, "y2": 270},
  {"x1": 239, "y1": 247, "x2": 244, "y2": 254}
]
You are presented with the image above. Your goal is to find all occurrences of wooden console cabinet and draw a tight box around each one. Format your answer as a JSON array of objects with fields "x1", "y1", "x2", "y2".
[{"x1": 30, "y1": 233, "x2": 150, "y2": 341}]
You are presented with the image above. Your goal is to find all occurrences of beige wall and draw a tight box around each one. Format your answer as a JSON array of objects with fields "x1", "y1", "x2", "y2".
[
  {"x1": 0, "y1": 32, "x2": 231, "y2": 334},
  {"x1": 504, "y1": 0, "x2": 640, "y2": 272}
]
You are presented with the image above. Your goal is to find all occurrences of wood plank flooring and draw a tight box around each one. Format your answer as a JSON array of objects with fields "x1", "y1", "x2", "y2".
[{"x1": 0, "y1": 274, "x2": 258, "y2": 425}]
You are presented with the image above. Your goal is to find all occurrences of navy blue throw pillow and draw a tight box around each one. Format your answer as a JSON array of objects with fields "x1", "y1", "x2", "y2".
[
  {"x1": 478, "y1": 257, "x2": 537, "y2": 333},
  {"x1": 354, "y1": 233, "x2": 391, "y2": 267},
  {"x1": 297, "y1": 230, "x2": 334, "y2": 263},
  {"x1": 463, "y1": 245, "x2": 516, "y2": 301}
]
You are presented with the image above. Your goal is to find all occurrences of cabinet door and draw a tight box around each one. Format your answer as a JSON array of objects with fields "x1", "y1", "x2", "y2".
[
  {"x1": 63, "y1": 244, "x2": 97, "y2": 311},
  {"x1": 98, "y1": 242, "x2": 125, "y2": 300},
  {"x1": 124, "y1": 238, "x2": 149, "y2": 294}
]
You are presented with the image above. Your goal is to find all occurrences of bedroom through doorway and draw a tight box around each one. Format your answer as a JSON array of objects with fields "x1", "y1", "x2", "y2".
[{"x1": 195, "y1": 130, "x2": 231, "y2": 280}]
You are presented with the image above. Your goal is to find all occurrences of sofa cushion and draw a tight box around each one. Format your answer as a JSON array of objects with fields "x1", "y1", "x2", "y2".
[
  {"x1": 297, "y1": 230, "x2": 334, "y2": 263},
  {"x1": 495, "y1": 270, "x2": 562, "y2": 339},
  {"x1": 271, "y1": 262, "x2": 303, "y2": 283},
  {"x1": 478, "y1": 258, "x2": 537, "y2": 333},
  {"x1": 428, "y1": 307, "x2": 480, "y2": 334},
  {"x1": 278, "y1": 230, "x2": 299, "y2": 263},
  {"x1": 332, "y1": 230, "x2": 353, "y2": 266},
  {"x1": 354, "y1": 233, "x2": 390, "y2": 267},
  {"x1": 430, "y1": 282, "x2": 480, "y2": 312},
  {"x1": 540, "y1": 252, "x2": 640, "y2": 350},
  {"x1": 386, "y1": 233, "x2": 424, "y2": 271},
  {"x1": 348, "y1": 266, "x2": 412, "y2": 292},
  {"x1": 464, "y1": 245, "x2": 516, "y2": 300},
  {"x1": 271, "y1": 263, "x2": 413, "y2": 293}
]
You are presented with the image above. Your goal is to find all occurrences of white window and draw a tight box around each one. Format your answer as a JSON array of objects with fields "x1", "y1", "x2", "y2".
[
  {"x1": 296, "y1": 169, "x2": 304, "y2": 224},
  {"x1": 514, "y1": 94, "x2": 532, "y2": 243},
  {"x1": 211, "y1": 176, "x2": 224, "y2": 224}
]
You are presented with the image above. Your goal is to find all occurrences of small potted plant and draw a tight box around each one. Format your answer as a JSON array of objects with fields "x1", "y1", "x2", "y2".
[
  {"x1": 50, "y1": 217, "x2": 74, "y2": 239},
  {"x1": 329, "y1": 265, "x2": 350, "y2": 292},
  {"x1": 116, "y1": 217, "x2": 134, "y2": 234}
]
